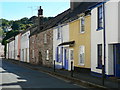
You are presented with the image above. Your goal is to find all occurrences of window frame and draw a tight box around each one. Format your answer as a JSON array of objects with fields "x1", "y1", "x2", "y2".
[
  {"x1": 44, "y1": 33, "x2": 47, "y2": 44},
  {"x1": 57, "y1": 27, "x2": 61, "y2": 40},
  {"x1": 32, "y1": 50, "x2": 34, "y2": 59},
  {"x1": 79, "y1": 46, "x2": 85, "y2": 66},
  {"x1": 97, "y1": 44, "x2": 102, "y2": 69},
  {"x1": 46, "y1": 50, "x2": 49, "y2": 60},
  {"x1": 70, "y1": 49, "x2": 74, "y2": 60},
  {"x1": 97, "y1": 5, "x2": 103, "y2": 30},
  {"x1": 80, "y1": 17, "x2": 85, "y2": 33}
]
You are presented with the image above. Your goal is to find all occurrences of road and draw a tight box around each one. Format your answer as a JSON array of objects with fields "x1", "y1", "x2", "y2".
[{"x1": 0, "y1": 58, "x2": 85, "y2": 89}]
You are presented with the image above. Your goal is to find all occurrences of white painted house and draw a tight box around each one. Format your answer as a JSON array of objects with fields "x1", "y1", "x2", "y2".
[
  {"x1": 15, "y1": 33, "x2": 21, "y2": 60},
  {"x1": 20, "y1": 30, "x2": 30, "y2": 63},
  {"x1": 0, "y1": 43, "x2": 4, "y2": 57},
  {"x1": 53, "y1": 23, "x2": 73, "y2": 71},
  {"x1": 8, "y1": 38, "x2": 15, "y2": 59},
  {"x1": 91, "y1": 0, "x2": 120, "y2": 77}
]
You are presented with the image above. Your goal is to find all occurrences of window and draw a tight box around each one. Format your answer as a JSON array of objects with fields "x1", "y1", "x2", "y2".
[
  {"x1": 32, "y1": 37, "x2": 34, "y2": 43},
  {"x1": 56, "y1": 47, "x2": 61, "y2": 62},
  {"x1": 32, "y1": 50, "x2": 34, "y2": 59},
  {"x1": 46, "y1": 50, "x2": 49, "y2": 60},
  {"x1": 97, "y1": 44, "x2": 102, "y2": 69},
  {"x1": 98, "y1": 5, "x2": 103, "y2": 29},
  {"x1": 70, "y1": 49, "x2": 74, "y2": 60},
  {"x1": 80, "y1": 17, "x2": 85, "y2": 33},
  {"x1": 44, "y1": 33, "x2": 47, "y2": 44},
  {"x1": 79, "y1": 46, "x2": 85, "y2": 65},
  {"x1": 57, "y1": 27, "x2": 61, "y2": 39}
]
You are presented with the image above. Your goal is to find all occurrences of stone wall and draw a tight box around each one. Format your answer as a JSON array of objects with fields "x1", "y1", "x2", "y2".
[{"x1": 29, "y1": 29, "x2": 53, "y2": 67}]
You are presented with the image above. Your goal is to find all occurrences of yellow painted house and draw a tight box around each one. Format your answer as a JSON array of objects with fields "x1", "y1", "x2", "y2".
[{"x1": 69, "y1": 14, "x2": 91, "y2": 69}]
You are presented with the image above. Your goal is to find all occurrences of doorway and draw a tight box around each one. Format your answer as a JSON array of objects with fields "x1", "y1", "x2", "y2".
[
  {"x1": 38, "y1": 51, "x2": 42, "y2": 65},
  {"x1": 64, "y1": 48, "x2": 69, "y2": 70},
  {"x1": 113, "y1": 44, "x2": 120, "y2": 77}
]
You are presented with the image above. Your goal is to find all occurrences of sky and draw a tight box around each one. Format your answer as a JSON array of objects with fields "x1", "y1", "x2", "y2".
[{"x1": 0, "y1": 1, "x2": 70, "y2": 21}]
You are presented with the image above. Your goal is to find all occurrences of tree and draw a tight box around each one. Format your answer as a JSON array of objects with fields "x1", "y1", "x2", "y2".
[
  {"x1": 20, "y1": 17, "x2": 29, "y2": 24},
  {"x1": 11, "y1": 21, "x2": 20, "y2": 30}
]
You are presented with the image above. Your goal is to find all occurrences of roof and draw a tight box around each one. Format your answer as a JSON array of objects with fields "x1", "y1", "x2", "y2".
[
  {"x1": 67, "y1": 2, "x2": 99, "y2": 22},
  {"x1": 29, "y1": 26, "x2": 38, "y2": 37},
  {"x1": 58, "y1": 41, "x2": 75, "y2": 46},
  {"x1": 29, "y1": 2, "x2": 101, "y2": 37},
  {"x1": 29, "y1": 9, "x2": 71, "y2": 37}
]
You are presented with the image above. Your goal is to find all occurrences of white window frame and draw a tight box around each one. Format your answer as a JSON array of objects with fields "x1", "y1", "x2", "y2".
[
  {"x1": 70, "y1": 49, "x2": 74, "y2": 60},
  {"x1": 79, "y1": 46, "x2": 85, "y2": 66},
  {"x1": 57, "y1": 27, "x2": 61, "y2": 39},
  {"x1": 32, "y1": 50, "x2": 34, "y2": 59},
  {"x1": 44, "y1": 33, "x2": 47, "y2": 44},
  {"x1": 46, "y1": 50, "x2": 49, "y2": 60},
  {"x1": 80, "y1": 17, "x2": 85, "y2": 33}
]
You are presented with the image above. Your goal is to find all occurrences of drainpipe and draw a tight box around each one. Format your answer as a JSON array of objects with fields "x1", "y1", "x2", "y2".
[
  {"x1": 102, "y1": 2, "x2": 106, "y2": 85},
  {"x1": 103, "y1": 2, "x2": 106, "y2": 76},
  {"x1": 60, "y1": 24, "x2": 64, "y2": 69}
]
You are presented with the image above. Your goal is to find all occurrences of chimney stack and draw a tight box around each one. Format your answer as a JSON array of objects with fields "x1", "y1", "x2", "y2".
[
  {"x1": 70, "y1": 0, "x2": 83, "y2": 10},
  {"x1": 38, "y1": 6, "x2": 43, "y2": 31},
  {"x1": 38, "y1": 6, "x2": 43, "y2": 17}
]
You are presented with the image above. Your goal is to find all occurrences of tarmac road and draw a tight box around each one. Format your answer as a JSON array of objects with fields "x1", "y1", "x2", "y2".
[{"x1": 0, "y1": 58, "x2": 85, "y2": 89}]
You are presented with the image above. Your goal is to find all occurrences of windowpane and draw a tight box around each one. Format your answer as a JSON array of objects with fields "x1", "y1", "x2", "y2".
[
  {"x1": 56, "y1": 47, "x2": 61, "y2": 62},
  {"x1": 97, "y1": 44, "x2": 102, "y2": 68},
  {"x1": 57, "y1": 28, "x2": 61, "y2": 39},
  {"x1": 44, "y1": 34, "x2": 47, "y2": 44},
  {"x1": 70, "y1": 50, "x2": 74, "y2": 60},
  {"x1": 79, "y1": 46, "x2": 85, "y2": 65},
  {"x1": 80, "y1": 17, "x2": 85, "y2": 33},
  {"x1": 46, "y1": 50, "x2": 49, "y2": 60},
  {"x1": 98, "y1": 5, "x2": 103, "y2": 28}
]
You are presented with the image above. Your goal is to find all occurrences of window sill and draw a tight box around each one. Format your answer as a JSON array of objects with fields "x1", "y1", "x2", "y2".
[
  {"x1": 80, "y1": 31, "x2": 85, "y2": 34},
  {"x1": 79, "y1": 64, "x2": 85, "y2": 66},
  {"x1": 96, "y1": 27, "x2": 103, "y2": 31},
  {"x1": 96, "y1": 66, "x2": 102, "y2": 69},
  {"x1": 57, "y1": 38, "x2": 61, "y2": 40}
]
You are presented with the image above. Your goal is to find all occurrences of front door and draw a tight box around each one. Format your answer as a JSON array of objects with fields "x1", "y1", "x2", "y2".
[
  {"x1": 64, "y1": 48, "x2": 68, "y2": 70},
  {"x1": 114, "y1": 44, "x2": 120, "y2": 77},
  {"x1": 38, "y1": 51, "x2": 42, "y2": 65}
]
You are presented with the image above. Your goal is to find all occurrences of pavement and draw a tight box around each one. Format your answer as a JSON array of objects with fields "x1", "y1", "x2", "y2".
[
  {"x1": 0, "y1": 58, "x2": 86, "y2": 89},
  {"x1": 2, "y1": 58, "x2": 120, "y2": 89}
]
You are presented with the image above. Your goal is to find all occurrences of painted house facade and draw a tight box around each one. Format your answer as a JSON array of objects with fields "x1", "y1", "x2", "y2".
[
  {"x1": 91, "y1": 0, "x2": 120, "y2": 77},
  {"x1": 53, "y1": 2, "x2": 98, "y2": 71},
  {"x1": 53, "y1": 23, "x2": 70, "y2": 70},
  {"x1": 20, "y1": 30, "x2": 30, "y2": 62},
  {"x1": 15, "y1": 33, "x2": 21, "y2": 60},
  {"x1": 69, "y1": 13, "x2": 91, "y2": 70},
  {"x1": 68, "y1": 2, "x2": 99, "y2": 71},
  {"x1": 7, "y1": 37, "x2": 15, "y2": 59}
]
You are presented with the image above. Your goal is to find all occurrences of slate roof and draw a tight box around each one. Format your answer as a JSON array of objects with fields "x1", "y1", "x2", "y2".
[
  {"x1": 29, "y1": 2, "x2": 102, "y2": 37},
  {"x1": 60, "y1": 2, "x2": 100, "y2": 24}
]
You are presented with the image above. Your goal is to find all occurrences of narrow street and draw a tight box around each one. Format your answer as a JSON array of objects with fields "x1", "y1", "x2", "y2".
[{"x1": 0, "y1": 58, "x2": 84, "y2": 89}]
